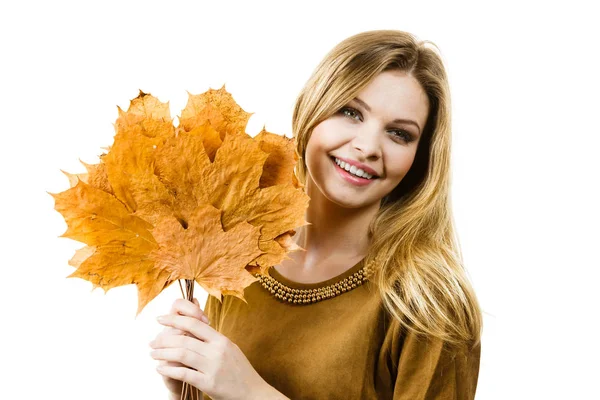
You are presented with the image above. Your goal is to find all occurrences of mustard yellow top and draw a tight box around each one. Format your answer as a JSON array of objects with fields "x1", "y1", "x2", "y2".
[{"x1": 202, "y1": 257, "x2": 481, "y2": 399}]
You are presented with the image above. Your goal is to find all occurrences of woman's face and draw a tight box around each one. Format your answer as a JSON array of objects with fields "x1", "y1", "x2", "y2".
[{"x1": 304, "y1": 69, "x2": 430, "y2": 209}]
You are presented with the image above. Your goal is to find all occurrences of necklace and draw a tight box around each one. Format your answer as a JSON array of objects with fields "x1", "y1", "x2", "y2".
[{"x1": 254, "y1": 261, "x2": 376, "y2": 305}]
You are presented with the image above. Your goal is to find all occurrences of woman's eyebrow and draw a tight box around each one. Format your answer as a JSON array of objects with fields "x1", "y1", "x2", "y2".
[{"x1": 352, "y1": 97, "x2": 422, "y2": 135}]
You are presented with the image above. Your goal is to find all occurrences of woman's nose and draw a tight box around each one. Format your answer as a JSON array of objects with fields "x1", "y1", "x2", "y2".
[{"x1": 352, "y1": 125, "x2": 382, "y2": 158}]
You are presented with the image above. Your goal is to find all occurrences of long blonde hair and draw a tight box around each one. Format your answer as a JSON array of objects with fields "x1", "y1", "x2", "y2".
[{"x1": 292, "y1": 30, "x2": 482, "y2": 348}]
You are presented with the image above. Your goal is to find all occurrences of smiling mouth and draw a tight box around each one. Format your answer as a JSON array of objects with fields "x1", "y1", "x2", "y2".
[{"x1": 329, "y1": 156, "x2": 379, "y2": 180}]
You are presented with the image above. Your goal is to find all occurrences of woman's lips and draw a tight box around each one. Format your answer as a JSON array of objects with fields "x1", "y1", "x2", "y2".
[{"x1": 331, "y1": 156, "x2": 377, "y2": 187}]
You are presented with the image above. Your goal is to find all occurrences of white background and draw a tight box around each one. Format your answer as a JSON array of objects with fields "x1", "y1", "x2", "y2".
[{"x1": 1, "y1": 1, "x2": 598, "y2": 399}]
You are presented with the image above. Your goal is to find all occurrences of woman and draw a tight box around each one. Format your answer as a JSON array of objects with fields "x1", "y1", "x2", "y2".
[{"x1": 149, "y1": 29, "x2": 483, "y2": 400}]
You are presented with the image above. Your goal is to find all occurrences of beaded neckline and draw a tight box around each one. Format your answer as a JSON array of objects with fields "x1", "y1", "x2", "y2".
[{"x1": 254, "y1": 258, "x2": 375, "y2": 305}]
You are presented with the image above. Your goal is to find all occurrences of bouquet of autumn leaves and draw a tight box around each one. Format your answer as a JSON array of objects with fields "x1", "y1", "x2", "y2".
[{"x1": 50, "y1": 86, "x2": 310, "y2": 315}]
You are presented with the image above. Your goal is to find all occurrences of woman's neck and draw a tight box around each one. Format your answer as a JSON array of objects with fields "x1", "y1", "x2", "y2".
[{"x1": 290, "y1": 179, "x2": 380, "y2": 273}]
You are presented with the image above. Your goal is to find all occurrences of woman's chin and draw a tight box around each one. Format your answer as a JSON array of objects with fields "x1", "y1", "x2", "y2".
[{"x1": 323, "y1": 188, "x2": 380, "y2": 209}]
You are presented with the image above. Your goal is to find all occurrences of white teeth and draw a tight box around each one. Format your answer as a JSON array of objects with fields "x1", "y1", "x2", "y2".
[{"x1": 334, "y1": 157, "x2": 374, "y2": 179}]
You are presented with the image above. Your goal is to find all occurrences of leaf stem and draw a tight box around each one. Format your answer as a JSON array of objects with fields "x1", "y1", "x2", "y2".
[{"x1": 180, "y1": 279, "x2": 197, "y2": 400}]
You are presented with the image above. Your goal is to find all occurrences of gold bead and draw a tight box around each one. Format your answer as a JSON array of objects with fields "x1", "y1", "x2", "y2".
[{"x1": 255, "y1": 265, "x2": 372, "y2": 305}]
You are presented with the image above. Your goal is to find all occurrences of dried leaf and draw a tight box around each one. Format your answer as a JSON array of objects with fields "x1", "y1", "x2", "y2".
[
  {"x1": 179, "y1": 85, "x2": 253, "y2": 140},
  {"x1": 50, "y1": 179, "x2": 156, "y2": 246},
  {"x1": 254, "y1": 127, "x2": 303, "y2": 189},
  {"x1": 148, "y1": 204, "x2": 262, "y2": 302},
  {"x1": 51, "y1": 87, "x2": 310, "y2": 314},
  {"x1": 60, "y1": 158, "x2": 113, "y2": 194}
]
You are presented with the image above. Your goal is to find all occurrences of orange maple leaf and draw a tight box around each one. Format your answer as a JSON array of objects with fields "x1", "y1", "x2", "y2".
[
  {"x1": 50, "y1": 86, "x2": 310, "y2": 315},
  {"x1": 148, "y1": 204, "x2": 263, "y2": 300}
]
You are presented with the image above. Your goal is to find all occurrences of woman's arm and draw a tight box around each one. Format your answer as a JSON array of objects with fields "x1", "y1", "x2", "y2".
[{"x1": 393, "y1": 333, "x2": 481, "y2": 400}]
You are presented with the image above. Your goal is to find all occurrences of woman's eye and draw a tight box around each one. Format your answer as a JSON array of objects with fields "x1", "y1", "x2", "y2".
[
  {"x1": 341, "y1": 107, "x2": 361, "y2": 121},
  {"x1": 339, "y1": 107, "x2": 414, "y2": 144},
  {"x1": 389, "y1": 129, "x2": 414, "y2": 143}
]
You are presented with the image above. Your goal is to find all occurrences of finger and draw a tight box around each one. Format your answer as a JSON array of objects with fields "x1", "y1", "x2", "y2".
[
  {"x1": 150, "y1": 347, "x2": 206, "y2": 373},
  {"x1": 170, "y1": 298, "x2": 209, "y2": 324},
  {"x1": 161, "y1": 326, "x2": 186, "y2": 336},
  {"x1": 158, "y1": 359, "x2": 185, "y2": 368},
  {"x1": 156, "y1": 326, "x2": 188, "y2": 340},
  {"x1": 152, "y1": 327, "x2": 194, "y2": 349},
  {"x1": 156, "y1": 365, "x2": 207, "y2": 392},
  {"x1": 150, "y1": 333, "x2": 207, "y2": 356},
  {"x1": 157, "y1": 314, "x2": 219, "y2": 343}
]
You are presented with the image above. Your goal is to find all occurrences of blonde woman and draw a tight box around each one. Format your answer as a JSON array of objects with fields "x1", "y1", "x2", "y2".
[{"x1": 150, "y1": 29, "x2": 483, "y2": 400}]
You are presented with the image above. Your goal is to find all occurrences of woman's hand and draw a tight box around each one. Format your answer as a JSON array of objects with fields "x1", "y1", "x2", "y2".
[
  {"x1": 150, "y1": 297, "x2": 279, "y2": 400},
  {"x1": 150, "y1": 297, "x2": 210, "y2": 399}
]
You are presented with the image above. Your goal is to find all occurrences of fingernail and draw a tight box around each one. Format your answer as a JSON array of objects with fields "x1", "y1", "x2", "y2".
[
  {"x1": 156, "y1": 316, "x2": 166, "y2": 323},
  {"x1": 201, "y1": 315, "x2": 209, "y2": 324}
]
